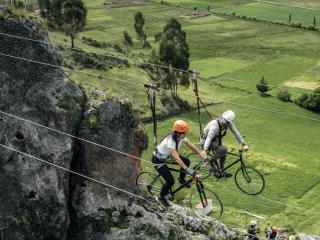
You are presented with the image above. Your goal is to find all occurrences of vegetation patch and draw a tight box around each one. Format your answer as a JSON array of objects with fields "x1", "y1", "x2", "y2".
[
  {"x1": 145, "y1": 224, "x2": 162, "y2": 236},
  {"x1": 85, "y1": 115, "x2": 101, "y2": 129},
  {"x1": 58, "y1": 94, "x2": 79, "y2": 110},
  {"x1": 82, "y1": 36, "x2": 112, "y2": 48}
]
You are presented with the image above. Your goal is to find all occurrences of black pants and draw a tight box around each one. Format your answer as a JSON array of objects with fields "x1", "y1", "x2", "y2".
[{"x1": 151, "y1": 155, "x2": 190, "y2": 197}]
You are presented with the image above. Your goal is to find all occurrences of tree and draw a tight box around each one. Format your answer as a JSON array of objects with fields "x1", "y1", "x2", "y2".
[
  {"x1": 158, "y1": 18, "x2": 190, "y2": 93},
  {"x1": 62, "y1": 0, "x2": 87, "y2": 48},
  {"x1": 256, "y1": 76, "x2": 269, "y2": 95},
  {"x1": 123, "y1": 31, "x2": 133, "y2": 47},
  {"x1": 289, "y1": 13, "x2": 292, "y2": 24},
  {"x1": 38, "y1": 0, "x2": 51, "y2": 18},
  {"x1": 142, "y1": 33, "x2": 151, "y2": 49},
  {"x1": 134, "y1": 12, "x2": 145, "y2": 40},
  {"x1": 50, "y1": 0, "x2": 65, "y2": 28}
]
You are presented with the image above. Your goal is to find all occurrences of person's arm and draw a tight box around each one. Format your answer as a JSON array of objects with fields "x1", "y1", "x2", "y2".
[
  {"x1": 203, "y1": 127, "x2": 218, "y2": 152},
  {"x1": 170, "y1": 149, "x2": 188, "y2": 170},
  {"x1": 229, "y1": 122, "x2": 250, "y2": 150},
  {"x1": 185, "y1": 140, "x2": 207, "y2": 158}
]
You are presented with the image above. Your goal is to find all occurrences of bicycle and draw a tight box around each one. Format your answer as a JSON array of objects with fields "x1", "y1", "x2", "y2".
[
  {"x1": 187, "y1": 149, "x2": 265, "y2": 195},
  {"x1": 136, "y1": 157, "x2": 223, "y2": 220}
]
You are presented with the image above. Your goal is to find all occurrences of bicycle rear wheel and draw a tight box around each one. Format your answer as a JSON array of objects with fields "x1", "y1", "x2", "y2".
[
  {"x1": 187, "y1": 186, "x2": 223, "y2": 220},
  {"x1": 136, "y1": 171, "x2": 163, "y2": 200},
  {"x1": 186, "y1": 152, "x2": 211, "y2": 180},
  {"x1": 235, "y1": 166, "x2": 265, "y2": 195}
]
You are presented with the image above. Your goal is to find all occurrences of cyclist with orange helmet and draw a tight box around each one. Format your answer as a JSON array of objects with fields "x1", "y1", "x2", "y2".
[{"x1": 152, "y1": 120, "x2": 207, "y2": 207}]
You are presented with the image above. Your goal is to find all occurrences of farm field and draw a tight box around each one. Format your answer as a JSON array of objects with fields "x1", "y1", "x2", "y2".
[{"x1": 44, "y1": 0, "x2": 320, "y2": 234}]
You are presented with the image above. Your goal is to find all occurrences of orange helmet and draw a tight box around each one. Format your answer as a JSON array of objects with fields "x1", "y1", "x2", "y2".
[
  {"x1": 272, "y1": 226, "x2": 278, "y2": 232},
  {"x1": 173, "y1": 120, "x2": 189, "y2": 133}
]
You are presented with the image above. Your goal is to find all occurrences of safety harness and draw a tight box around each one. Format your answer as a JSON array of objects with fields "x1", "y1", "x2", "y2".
[{"x1": 145, "y1": 83, "x2": 178, "y2": 169}]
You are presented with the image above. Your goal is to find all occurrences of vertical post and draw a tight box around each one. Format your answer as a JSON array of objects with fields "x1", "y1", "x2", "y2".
[
  {"x1": 191, "y1": 70, "x2": 202, "y2": 135},
  {"x1": 144, "y1": 84, "x2": 158, "y2": 148}
]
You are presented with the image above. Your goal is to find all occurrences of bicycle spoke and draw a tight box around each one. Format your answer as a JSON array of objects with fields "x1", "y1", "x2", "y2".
[{"x1": 235, "y1": 166, "x2": 265, "y2": 195}]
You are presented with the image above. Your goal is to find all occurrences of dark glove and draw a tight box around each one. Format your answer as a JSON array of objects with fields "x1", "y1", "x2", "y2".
[{"x1": 185, "y1": 167, "x2": 197, "y2": 176}]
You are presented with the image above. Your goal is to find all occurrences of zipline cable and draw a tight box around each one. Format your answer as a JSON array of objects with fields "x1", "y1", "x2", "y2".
[
  {"x1": 0, "y1": 143, "x2": 152, "y2": 202},
  {"x1": 1, "y1": 51, "x2": 319, "y2": 123}
]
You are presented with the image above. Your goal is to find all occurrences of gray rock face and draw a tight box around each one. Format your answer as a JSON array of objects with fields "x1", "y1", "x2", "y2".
[
  {"x1": 0, "y1": 18, "x2": 83, "y2": 239},
  {"x1": 68, "y1": 182, "x2": 220, "y2": 240},
  {"x1": 75, "y1": 99, "x2": 148, "y2": 192}
]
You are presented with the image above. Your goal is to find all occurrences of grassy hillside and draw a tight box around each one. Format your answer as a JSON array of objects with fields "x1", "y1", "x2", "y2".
[{"x1": 43, "y1": 0, "x2": 320, "y2": 235}]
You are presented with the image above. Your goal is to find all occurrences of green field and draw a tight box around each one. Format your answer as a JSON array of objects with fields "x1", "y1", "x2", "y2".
[
  {"x1": 43, "y1": 0, "x2": 320, "y2": 235},
  {"x1": 159, "y1": 0, "x2": 320, "y2": 26}
]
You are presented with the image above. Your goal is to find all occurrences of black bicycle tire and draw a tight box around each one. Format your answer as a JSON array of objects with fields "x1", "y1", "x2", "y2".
[
  {"x1": 234, "y1": 166, "x2": 265, "y2": 195},
  {"x1": 136, "y1": 171, "x2": 163, "y2": 200}
]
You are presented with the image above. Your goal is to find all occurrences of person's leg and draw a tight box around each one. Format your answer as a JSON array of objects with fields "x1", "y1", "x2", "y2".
[
  {"x1": 214, "y1": 145, "x2": 232, "y2": 178},
  {"x1": 152, "y1": 156, "x2": 174, "y2": 205},
  {"x1": 178, "y1": 155, "x2": 190, "y2": 181},
  {"x1": 156, "y1": 164, "x2": 175, "y2": 197}
]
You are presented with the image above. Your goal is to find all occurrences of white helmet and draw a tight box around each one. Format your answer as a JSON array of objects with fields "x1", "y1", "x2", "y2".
[
  {"x1": 222, "y1": 110, "x2": 236, "y2": 123},
  {"x1": 250, "y1": 220, "x2": 257, "y2": 226}
]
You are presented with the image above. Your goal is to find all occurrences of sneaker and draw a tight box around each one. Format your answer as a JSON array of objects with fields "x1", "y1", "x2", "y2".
[
  {"x1": 156, "y1": 195, "x2": 170, "y2": 207},
  {"x1": 178, "y1": 177, "x2": 192, "y2": 188},
  {"x1": 213, "y1": 171, "x2": 223, "y2": 179},
  {"x1": 222, "y1": 171, "x2": 233, "y2": 178}
]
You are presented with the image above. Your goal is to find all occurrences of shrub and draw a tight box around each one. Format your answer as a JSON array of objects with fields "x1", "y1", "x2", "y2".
[
  {"x1": 82, "y1": 37, "x2": 110, "y2": 48},
  {"x1": 58, "y1": 95, "x2": 78, "y2": 110},
  {"x1": 113, "y1": 44, "x2": 123, "y2": 53},
  {"x1": 277, "y1": 89, "x2": 291, "y2": 102},
  {"x1": 123, "y1": 30, "x2": 133, "y2": 47},
  {"x1": 142, "y1": 40, "x2": 151, "y2": 49},
  {"x1": 154, "y1": 32, "x2": 162, "y2": 42},
  {"x1": 173, "y1": 95, "x2": 191, "y2": 110},
  {"x1": 71, "y1": 51, "x2": 107, "y2": 70},
  {"x1": 295, "y1": 87, "x2": 320, "y2": 112},
  {"x1": 86, "y1": 115, "x2": 101, "y2": 129}
]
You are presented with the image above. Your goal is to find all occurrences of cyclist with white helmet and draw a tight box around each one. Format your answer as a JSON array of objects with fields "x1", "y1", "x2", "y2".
[
  {"x1": 199, "y1": 110, "x2": 249, "y2": 178},
  {"x1": 152, "y1": 120, "x2": 207, "y2": 207}
]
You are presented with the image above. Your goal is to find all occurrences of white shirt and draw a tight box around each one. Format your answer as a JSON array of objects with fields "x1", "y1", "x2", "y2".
[{"x1": 154, "y1": 134, "x2": 189, "y2": 159}]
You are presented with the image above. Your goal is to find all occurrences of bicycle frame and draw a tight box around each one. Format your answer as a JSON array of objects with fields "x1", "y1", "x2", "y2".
[
  {"x1": 214, "y1": 151, "x2": 246, "y2": 173},
  {"x1": 162, "y1": 157, "x2": 207, "y2": 196}
]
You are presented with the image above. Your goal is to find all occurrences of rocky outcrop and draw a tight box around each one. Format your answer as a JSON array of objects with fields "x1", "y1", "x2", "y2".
[
  {"x1": 0, "y1": 18, "x2": 83, "y2": 239},
  {"x1": 74, "y1": 99, "x2": 148, "y2": 191}
]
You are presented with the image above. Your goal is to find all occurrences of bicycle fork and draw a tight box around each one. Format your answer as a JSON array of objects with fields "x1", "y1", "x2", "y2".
[
  {"x1": 241, "y1": 161, "x2": 252, "y2": 183},
  {"x1": 196, "y1": 180, "x2": 208, "y2": 208}
]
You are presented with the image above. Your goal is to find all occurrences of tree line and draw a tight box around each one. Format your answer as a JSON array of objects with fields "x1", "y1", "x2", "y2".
[{"x1": 38, "y1": 0, "x2": 87, "y2": 48}]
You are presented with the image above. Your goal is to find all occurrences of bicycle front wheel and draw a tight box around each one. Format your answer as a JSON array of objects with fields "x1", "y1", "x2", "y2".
[
  {"x1": 188, "y1": 187, "x2": 223, "y2": 220},
  {"x1": 235, "y1": 166, "x2": 265, "y2": 195},
  {"x1": 136, "y1": 171, "x2": 163, "y2": 200},
  {"x1": 186, "y1": 152, "x2": 211, "y2": 180}
]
